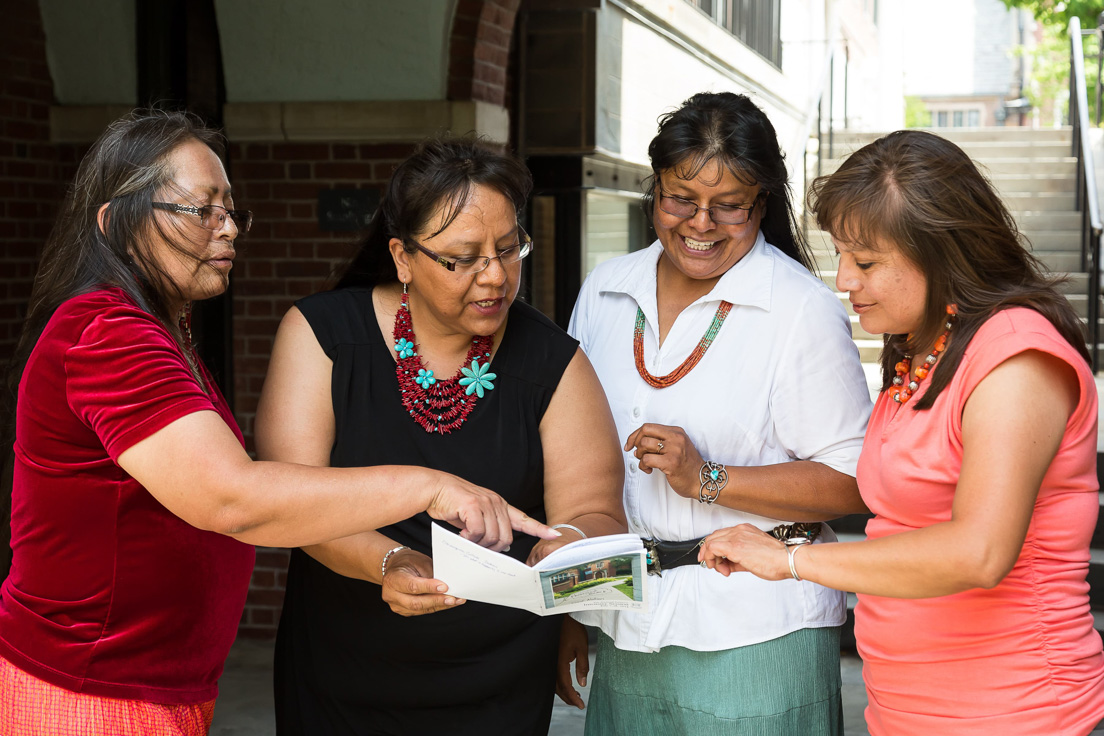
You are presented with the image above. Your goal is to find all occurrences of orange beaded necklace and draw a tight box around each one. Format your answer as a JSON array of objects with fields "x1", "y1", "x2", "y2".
[
  {"x1": 889, "y1": 305, "x2": 957, "y2": 404},
  {"x1": 633, "y1": 301, "x2": 733, "y2": 389}
]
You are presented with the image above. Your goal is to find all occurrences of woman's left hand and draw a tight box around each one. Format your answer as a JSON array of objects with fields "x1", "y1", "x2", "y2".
[
  {"x1": 698, "y1": 524, "x2": 791, "y2": 581},
  {"x1": 624, "y1": 423, "x2": 705, "y2": 499},
  {"x1": 527, "y1": 534, "x2": 577, "y2": 566},
  {"x1": 381, "y1": 548, "x2": 465, "y2": 616}
]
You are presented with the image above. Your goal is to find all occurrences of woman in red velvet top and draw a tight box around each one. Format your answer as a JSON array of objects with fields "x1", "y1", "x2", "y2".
[{"x1": 0, "y1": 110, "x2": 556, "y2": 736}]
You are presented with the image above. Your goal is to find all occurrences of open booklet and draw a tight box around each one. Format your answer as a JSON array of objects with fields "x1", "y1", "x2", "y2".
[{"x1": 431, "y1": 523, "x2": 648, "y2": 616}]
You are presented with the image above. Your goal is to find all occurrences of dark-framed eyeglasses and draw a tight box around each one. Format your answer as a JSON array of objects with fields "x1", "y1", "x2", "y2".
[
  {"x1": 152, "y1": 202, "x2": 253, "y2": 233},
  {"x1": 407, "y1": 226, "x2": 533, "y2": 275},
  {"x1": 657, "y1": 189, "x2": 763, "y2": 225}
]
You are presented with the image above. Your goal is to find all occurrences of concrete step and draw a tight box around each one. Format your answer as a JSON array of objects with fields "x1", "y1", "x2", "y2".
[
  {"x1": 821, "y1": 140, "x2": 1076, "y2": 166},
  {"x1": 1001, "y1": 192, "x2": 1077, "y2": 211},
  {"x1": 1018, "y1": 211, "x2": 1083, "y2": 230},
  {"x1": 815, "y1": 156, "x2": 1077, "y2": 179},
  {"x1": 1022, "y1": 231, "x2": 1082, "y2": 249},
  {"x1": 826, "y1": 127, "x2": 1072, "y2": 147},
  {"x1": 980, "y1": 158, "x2": 1077, "y2": 175},
  {"x1": 1035, "y1": 251, "x2": 1086, "y2": 272},
  {"x1": 991, "y1": 174, "x2": 1076, "y2": 194}
]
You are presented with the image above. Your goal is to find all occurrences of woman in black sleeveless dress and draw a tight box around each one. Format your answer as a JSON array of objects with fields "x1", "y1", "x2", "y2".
[{"x1": 256, "y1": 138, "x2": 626, "y2": 735}]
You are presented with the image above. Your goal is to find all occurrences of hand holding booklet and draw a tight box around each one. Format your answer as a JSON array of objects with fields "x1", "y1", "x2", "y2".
[{"x1": 431, "y1": 524, "x2": 649, "y2": 616}]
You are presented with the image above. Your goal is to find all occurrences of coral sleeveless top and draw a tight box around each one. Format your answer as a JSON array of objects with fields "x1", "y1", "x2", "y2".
[{"x1": 856, "y1": 308, "x2": 1104, "y2": 735}]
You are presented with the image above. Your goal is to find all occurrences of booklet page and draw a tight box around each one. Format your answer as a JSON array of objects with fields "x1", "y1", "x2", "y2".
[{"x1": 432, "y1": 524, "x2": 648, "y2": 616}]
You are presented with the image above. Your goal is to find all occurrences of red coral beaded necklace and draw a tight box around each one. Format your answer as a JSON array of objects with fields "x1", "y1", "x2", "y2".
[
  {"x1": 889, "y1": 305, "x2": 957, "y2": 404},
  {"x1": 393, "y1": 287, "x2": 495, "y2": 434}
]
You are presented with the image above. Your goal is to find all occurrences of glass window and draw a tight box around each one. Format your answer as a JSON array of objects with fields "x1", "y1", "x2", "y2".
[
  {"x1": 583, "y1": 190, "x2": 648, "y2": 279},
  {"x1": 953, "y1": 111, "x2": 964, "y2": 127},
  {"x1": 936, "y1": 111, "x2": 948, "y2": 127},
  {"x1": 685, "y1": 0, "x2": 781, "y2": 67},
  {"x1": 967, "y1": 110, "x2": 980, "y2": 127}
]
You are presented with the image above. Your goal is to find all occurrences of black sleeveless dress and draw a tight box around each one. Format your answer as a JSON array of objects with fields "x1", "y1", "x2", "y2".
[{"x1": 273, "y1": 287, "x2": 578, "y2": 736}]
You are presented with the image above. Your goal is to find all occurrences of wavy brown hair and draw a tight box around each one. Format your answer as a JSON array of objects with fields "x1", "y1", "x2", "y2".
[{"x1": 808, "y1": 130, "x2": 1087, "y2": 410}]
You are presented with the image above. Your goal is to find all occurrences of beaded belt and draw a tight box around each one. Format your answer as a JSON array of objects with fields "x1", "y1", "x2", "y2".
[{"x1": 643, "y1": 522, "x2": 822, "y2": 576}]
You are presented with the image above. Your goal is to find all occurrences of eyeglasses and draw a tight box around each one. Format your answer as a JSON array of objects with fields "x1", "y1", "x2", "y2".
[
  {"x1": 657, "y1": 189, "x2": 763, "y2": 225},
  {"x1": 152, "y1": 202, "x2": 253, "y2": 233},
  {"x1": 407, "y1": 227, "x2": 533, "y2": 275}
]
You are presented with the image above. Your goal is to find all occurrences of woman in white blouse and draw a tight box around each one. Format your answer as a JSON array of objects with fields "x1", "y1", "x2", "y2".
[{"x1": 559, "y1": 92, "x2": 872, "y2": 734}]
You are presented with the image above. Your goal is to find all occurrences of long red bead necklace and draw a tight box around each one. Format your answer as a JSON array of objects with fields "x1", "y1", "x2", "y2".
[
  {"x1": 889, "y1": 305, "x2": 957, "y2": 404},
  {"x1": 633, "y1": 301, "x2": 733, "y2": 389},
  {"x1": 393, "y1": 290, "x2": 495, "y2": 434}
]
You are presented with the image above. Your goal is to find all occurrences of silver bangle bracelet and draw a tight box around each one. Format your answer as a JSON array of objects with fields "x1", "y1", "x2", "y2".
[
  {"x1": 787, "y1": 543, "x2": 807, "y2": 581},
  {"x1": 551, "y1": 523, "x2": 587, "y2": 539},
  {"x1": 380, "y1": 544, "x2": 410, "y2": 578}
]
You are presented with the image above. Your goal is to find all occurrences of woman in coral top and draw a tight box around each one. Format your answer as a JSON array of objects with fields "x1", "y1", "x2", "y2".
[{"x1": 699, "y1": 130, "x2": 1104, "y2": 735}]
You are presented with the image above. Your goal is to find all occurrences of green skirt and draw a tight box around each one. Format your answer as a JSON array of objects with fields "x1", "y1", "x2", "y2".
[{"x1": 585, "y1": 627, "x2": 843, "y2": 736}]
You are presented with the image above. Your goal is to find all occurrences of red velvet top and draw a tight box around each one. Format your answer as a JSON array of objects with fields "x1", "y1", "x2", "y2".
[{"x1": 0, "y1": 288, "x2": 255, "y2": 705}]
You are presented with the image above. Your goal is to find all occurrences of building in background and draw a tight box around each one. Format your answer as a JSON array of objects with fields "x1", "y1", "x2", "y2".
[
  {"x1": 904, "y1": 0, "x2": 1036, "y2": 128},
  {"x1": 0, "y1": 0, "x2": 904, "y2": 637}
]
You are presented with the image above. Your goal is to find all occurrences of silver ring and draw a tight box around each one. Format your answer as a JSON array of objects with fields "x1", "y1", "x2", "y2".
[{"x1": 657, "y1": 441, "x2": 665, "y2": 451}]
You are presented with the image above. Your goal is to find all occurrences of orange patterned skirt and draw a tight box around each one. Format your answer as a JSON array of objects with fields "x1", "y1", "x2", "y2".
[{"x1": 0, "y1": 655, "x2": 216, "y2": 736}]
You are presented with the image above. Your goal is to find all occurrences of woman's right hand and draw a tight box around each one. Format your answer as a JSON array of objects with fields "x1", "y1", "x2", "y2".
[
  {"x1": 425, "y1": 472, "x2": 560, "y2": 551},
  {"x1": 556, "y1": 616, "x2": 590, "y2": 709},
  {"x1": 381, "y1": 548, "x2": 465, "y2": 616}
]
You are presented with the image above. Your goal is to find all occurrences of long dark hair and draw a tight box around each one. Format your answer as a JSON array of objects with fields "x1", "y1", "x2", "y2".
[
  {"x1": 808, "y1": 129, "x2": 1088, "y2": 410},
  {"x1": 1, "y1": 109, "x2": 225, "y2": 576},
  {"x1": 643, "y1": 92, "x2": 813, "y2": 271},
  {"x1": 335, "y1": 137, "x2": 532, "y2": 289}
]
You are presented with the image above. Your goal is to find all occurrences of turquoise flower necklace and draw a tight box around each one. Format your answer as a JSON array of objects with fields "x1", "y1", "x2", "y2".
[{"x1": 393, "y1": 289, "x2": 497, "y2": 434}]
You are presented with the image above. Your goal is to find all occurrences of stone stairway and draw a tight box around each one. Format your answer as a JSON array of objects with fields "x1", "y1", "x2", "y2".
[{"x1": 806, "y1": 126, "x2": 1104, "y2": 640}]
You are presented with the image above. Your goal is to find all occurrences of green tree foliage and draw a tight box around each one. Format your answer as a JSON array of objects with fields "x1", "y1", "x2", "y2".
[
  {"x1": 904, "y1": 96, "x2": 931, "y2": 127},
  {"x1": 1003, "y1": 1, "x2": 1104, "y2": 125},
  {"x1": 999, "y1": 0, "x2": 1104, "y2": 29}
]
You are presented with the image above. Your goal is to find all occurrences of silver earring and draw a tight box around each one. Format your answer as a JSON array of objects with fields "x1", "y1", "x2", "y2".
[{"x1": 402, "y1": 281, "x2": 408, "y2": 295}]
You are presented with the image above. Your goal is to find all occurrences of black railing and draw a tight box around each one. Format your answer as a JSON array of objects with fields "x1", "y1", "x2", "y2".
[{"x1": 1070, "y1": 16, "x2": 1103, "y2": 369}]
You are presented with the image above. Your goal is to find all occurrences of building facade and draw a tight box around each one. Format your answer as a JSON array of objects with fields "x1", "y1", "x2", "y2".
[
  {"x1": 0, "y1": 0, "x2": 902, "y2": 636},
  {"x1": 903, "y1": 0, "x2": 1036, "y2": 128}
]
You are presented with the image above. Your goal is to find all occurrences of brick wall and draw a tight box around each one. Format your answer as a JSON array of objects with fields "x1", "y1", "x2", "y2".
[
  {"x1": 0, "y1": 0, "x2": 519, "y2": 638},
  {"x1": 233, "y1": 0, "x2": 523, "y2": 634},
  {"x1": 448, "y1": 0, "x2": 520, "y2": 106},
  {"x1": 0, "y1": 1, "x2": 59, "y2": 362},
  {"x1": 227, "y1": 140, "x2": 416, "y2": 637}
]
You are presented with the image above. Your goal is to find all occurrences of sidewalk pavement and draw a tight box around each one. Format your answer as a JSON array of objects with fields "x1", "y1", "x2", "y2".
[{"x1": 210, "y1": 637, "x2": 871, "y2": 735}]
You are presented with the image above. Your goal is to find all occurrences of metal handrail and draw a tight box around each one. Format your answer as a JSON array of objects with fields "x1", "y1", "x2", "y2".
[
  {"x1": 1069, "y1": 15, "x2": 1103, "y2": 369},
  {"x1": 799, "y1": 17, "x2": 842, "y2": 245}
]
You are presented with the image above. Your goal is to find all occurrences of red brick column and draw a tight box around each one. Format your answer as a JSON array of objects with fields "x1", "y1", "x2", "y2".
[
  {"x1": 448, "y1": 0, "x2": 521, "y2": 106},
  {"x1": 227, "y1": 140, "x2": 415, "y2": 637},
  {"x1": 0, "y1": 1, "x2": 60, "y2": 361}
]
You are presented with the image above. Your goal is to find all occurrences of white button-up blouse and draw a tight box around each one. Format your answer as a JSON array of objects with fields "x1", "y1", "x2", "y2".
[{"x1": 568, "y1": 234, "x2": 872, "y2": 652}]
